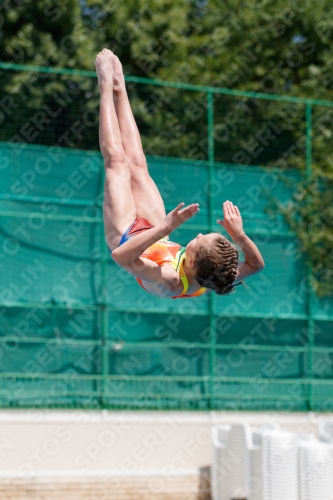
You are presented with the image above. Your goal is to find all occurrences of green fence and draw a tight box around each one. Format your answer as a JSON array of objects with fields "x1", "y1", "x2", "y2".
[{"x1": 0, "y1": 63, "x2": 333, "y2": 411}]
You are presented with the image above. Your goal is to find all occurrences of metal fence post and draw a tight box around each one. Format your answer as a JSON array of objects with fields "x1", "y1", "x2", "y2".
[
  {"x1": 306, "y1": 102, "x2": 315, "y2": 410},
  {"x1": 207, "y1": 91, "x2": 217, "y2": 408},
  {"x1": 99, "y1": 166, "x2": 109, "y2": 407}
]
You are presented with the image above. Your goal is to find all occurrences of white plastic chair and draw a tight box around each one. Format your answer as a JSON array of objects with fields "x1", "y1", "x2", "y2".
[
  {"x1": 248, "y1": 429, "x2": 265, "y2": 500},
  {"x1": 212, "y1": 423, "x2": 282, "y2": 500},
  {"x1": 263, "y1": 430, "x2": 299, "y2": 500},
  {"x1": 226, "y1": 423, "x2": 253, "y2": 499},
  {"x1": 211, "y1": 425, "x2": 231, "y2": 500},
  {"x1": 299, "y1": 440, "x2": 333, "y2": 500},
  {"x1": 212, "y1": 423, "x2": 301, "y2": 500},
  {"x1": 318, "y1": 418, "x2": 333, "y2": 444}
]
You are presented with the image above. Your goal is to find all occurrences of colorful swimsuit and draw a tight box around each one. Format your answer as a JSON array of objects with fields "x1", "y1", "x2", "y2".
[{"x1": 109, "y1": 217, "x2": 207, "y2": 299}]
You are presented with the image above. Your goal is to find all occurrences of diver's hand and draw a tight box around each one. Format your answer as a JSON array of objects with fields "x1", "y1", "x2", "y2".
[
  {"x1": 162, "y1": 202, "x2": 199, "y2": 233},
  {"x1": 217, "y1": 200, "x2": 245, "y2": 243}
]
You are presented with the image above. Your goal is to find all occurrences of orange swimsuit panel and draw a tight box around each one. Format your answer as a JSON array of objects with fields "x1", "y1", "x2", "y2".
[{"x1": 110, "y1": 217, "x2": 207, "y2": 299}]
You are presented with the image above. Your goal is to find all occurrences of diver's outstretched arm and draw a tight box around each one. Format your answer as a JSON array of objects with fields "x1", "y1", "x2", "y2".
[
  {"x1": 217, "y1": 200, "x2": 265, "y2": 281},
  {"x1": 112, "y1": 202, "x2": 199, "y2": 270}
]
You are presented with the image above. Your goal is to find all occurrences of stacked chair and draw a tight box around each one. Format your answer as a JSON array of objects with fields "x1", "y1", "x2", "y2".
[
  {"x1": 211, "y1": 423, "x2": 298, "y2": 500},
  {"x1": 212, "y1": 423, "x2": 252, "y2": 500},
  {"x1": 211, "y1": 425, "x2": 232, "y2": 500},
  {"x1": 318, "y1": 418, "x2": 333, "y2": 444},
  {"x1": 211, "y1": 422, "x2": 333, "y2": 500},
  {"x1": 227, "y1": 423, "x2": 252, "y2": 499},
  {"x1": 259, "y1": 430, "x2": 299, "y2": 500},
  {"x1": 298, "y1": 439, "x2": 333, "y2": 499}
]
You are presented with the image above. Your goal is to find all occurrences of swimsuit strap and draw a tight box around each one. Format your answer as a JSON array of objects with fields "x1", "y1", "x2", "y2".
[
  {"x1": 177, "y1": 249, "x2": 188, "y2": 297},
  {"x1": 174, "y1": 249, "x2": 207, "y2": 297},
  {"x1": 174, "y1": 248, "x2": 189, "y2": 297}
]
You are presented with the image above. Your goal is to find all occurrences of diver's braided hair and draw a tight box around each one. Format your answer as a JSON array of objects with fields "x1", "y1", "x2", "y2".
[{"x1": 194, "y1": 235, "x2": 241, "y2": 295}]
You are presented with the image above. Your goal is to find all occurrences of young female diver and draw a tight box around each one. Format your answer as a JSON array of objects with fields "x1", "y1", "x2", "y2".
[{"x1": 95, "y1": 49, "x2": 265, "y2": 299}]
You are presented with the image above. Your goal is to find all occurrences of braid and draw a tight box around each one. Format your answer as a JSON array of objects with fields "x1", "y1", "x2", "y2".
[{"x1": 194, "y1": 235, "x2": 241, "y2": 295}]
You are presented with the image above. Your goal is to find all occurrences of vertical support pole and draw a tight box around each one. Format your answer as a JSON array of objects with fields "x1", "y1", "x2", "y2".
[
  {"x1": 99, "y1": 164, "x2": 109, "y2": 407},
  {"x1": 305, "y1": 102, "x2": 314, "y2": 410},
  {"x1": 306, "y1": 102, "x2": 312, "y2": 177},
  {"x1": 307, "y1": 267, "x2": 315, "y2": 410},
  {"x1": 207, "y1": 91, "x2": 216, "y2": 409}
]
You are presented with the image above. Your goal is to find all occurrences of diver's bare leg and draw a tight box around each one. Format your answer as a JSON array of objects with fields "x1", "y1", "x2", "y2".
[
  {"x1": 112, "y1": 55, "x2": 167, "y2": 226},
  {"x1": 96, "y1": 49, "x2": 137, "y2": 250}
]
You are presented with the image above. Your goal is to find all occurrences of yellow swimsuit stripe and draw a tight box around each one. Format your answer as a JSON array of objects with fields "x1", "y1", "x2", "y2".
[
  {"x1": 172, "y1": 248, "x2": 206, "y2": 297},
  {"x1": 173, "y1": 248, "x2": 189, "y2": 296}
]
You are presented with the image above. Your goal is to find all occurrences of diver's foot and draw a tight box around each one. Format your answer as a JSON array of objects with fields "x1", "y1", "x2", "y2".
[
  {"x1": 113, "y1": 56, "x2": 126, "y2": 94},
  {"x1": 95, "y1": 48, "x2": 114, "y2": 88}
]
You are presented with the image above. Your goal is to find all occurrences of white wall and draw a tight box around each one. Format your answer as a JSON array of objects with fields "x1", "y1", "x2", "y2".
[{"x1": 0, "y1": 410, "x2": 326, "y2": 474}]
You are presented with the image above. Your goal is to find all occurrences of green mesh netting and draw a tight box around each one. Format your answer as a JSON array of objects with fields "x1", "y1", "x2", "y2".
[{"x1": 0, "y1": 142, "x2": 332, "y2": 411}]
